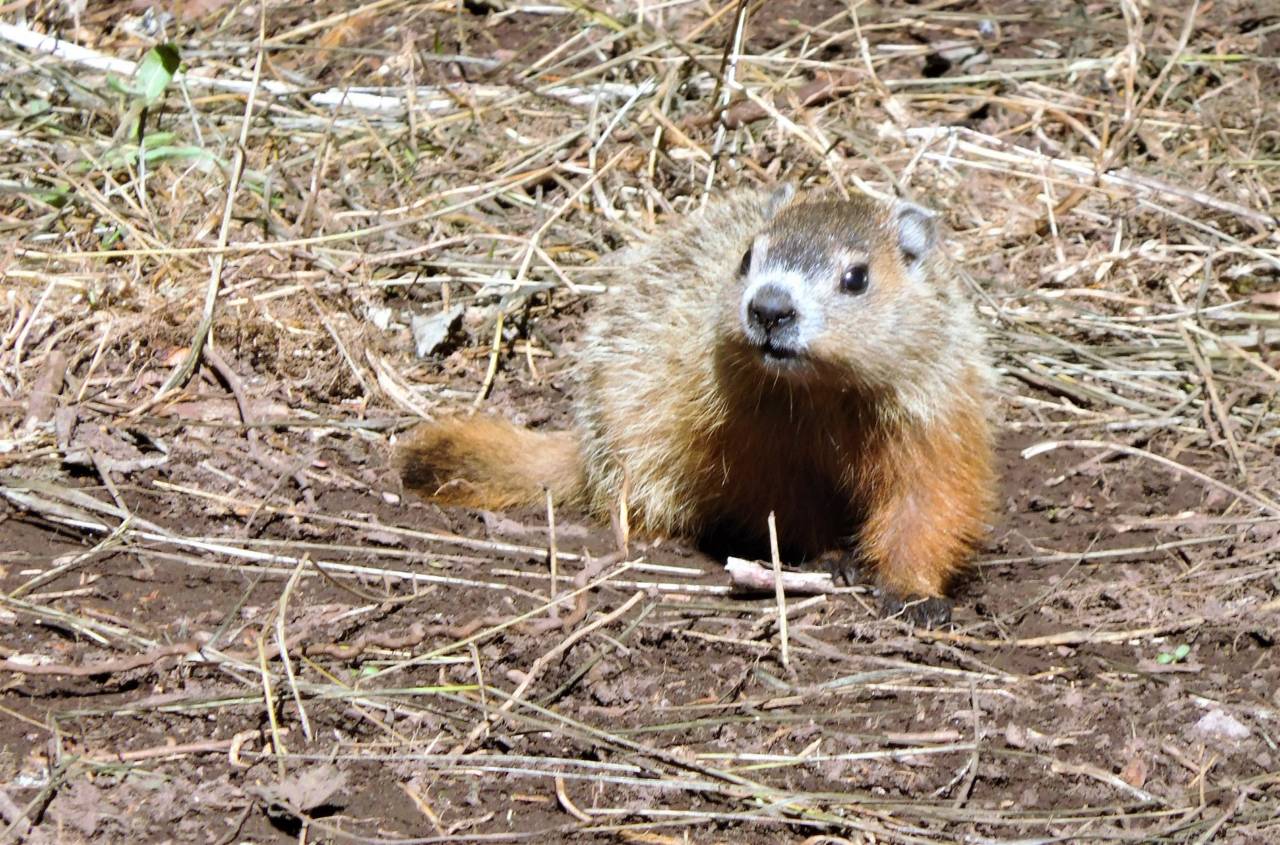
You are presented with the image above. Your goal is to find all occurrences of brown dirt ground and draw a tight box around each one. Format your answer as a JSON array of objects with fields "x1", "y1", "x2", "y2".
[
  {"x1": 1, "y1": 1, "x2": 1278, "y2": 843},
  {"x1": 2, "y1": 337, "x2": 1276, "y2": 843}
]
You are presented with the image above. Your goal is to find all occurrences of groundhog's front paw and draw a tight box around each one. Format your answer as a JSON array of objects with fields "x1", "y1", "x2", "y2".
[
  {"x1": 879, "y1": 592, "x2": 952, "y2": 628},
  {"x1": 819, "y1": 552, "x2": 862, "y2": 586}
]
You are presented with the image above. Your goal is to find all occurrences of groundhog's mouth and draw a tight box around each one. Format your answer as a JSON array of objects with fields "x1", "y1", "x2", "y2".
[
  {"x1": 759, "y1": 340, "x2": 804, "y2": 364},
  {"x1": 729, "y1": 329, "x2": 808, "y2": 370}
]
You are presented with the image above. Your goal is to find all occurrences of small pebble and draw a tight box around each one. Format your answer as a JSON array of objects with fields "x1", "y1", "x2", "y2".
[{"x1": 1194, "y1": 708, "x2": 1250, "y2": 740}]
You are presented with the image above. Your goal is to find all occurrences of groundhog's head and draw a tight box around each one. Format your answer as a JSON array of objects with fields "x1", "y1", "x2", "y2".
[{"x1": 732, "y1": 186, "x2": 952, "y2": 393}]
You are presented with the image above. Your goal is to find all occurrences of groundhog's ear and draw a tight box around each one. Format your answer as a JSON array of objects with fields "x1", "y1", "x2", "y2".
[
  {"x1": 764, "y1": 183, "x2": 796, "y2": 219},
  {"x1": 893, "y1": 201, "x2": 938, "y2": 264}
]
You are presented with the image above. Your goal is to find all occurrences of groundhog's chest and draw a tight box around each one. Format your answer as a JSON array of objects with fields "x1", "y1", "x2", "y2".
[{"x1": 687, "y1": 409, "x2": 861, "y2": 557}]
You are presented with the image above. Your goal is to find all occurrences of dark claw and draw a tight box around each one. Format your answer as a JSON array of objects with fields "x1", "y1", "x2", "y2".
[
  {"x1": 820, "y1": 553, "x2": 862, "y2": 586},
  {"x1": 879, "y1": 593, "x2": 953, "y2": 628}
]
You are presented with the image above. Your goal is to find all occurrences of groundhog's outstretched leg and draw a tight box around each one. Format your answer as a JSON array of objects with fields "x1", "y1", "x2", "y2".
[
  {"x1": 856, "y1": 398, "x2": 994, "y2": 627},
  {"x1": 397, "y1": 417, "x2": 585, "y2": 510}
]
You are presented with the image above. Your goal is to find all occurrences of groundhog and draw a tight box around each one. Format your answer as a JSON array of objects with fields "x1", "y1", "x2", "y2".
[{"x1": 397, "y1": 185, "x2": 996, "y2": 626}]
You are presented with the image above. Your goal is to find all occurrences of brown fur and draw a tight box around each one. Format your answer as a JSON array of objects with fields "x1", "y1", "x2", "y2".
[
  {"x1": 398, "y1": 187, "x2": 996, "y2": 615},
  {"x1": 397, "y1": 416, "x2": 582, "y2": 510},
  {"x1": 857, "y1": 386, "x2": 995, "y2": 597}
]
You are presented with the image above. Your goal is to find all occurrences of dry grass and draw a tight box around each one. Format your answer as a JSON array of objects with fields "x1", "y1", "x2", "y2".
[{"x1": 1, "y1": 1, "x2": 1278, "y2": 843}]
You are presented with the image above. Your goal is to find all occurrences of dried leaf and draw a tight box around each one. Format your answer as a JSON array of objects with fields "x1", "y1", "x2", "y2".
[
  {"x1": 1119, "y1": 756, "x2": 1147, "y2": 788},
  {"x1": 256, "y1": 765, "x2": 348, "y2": 813}
]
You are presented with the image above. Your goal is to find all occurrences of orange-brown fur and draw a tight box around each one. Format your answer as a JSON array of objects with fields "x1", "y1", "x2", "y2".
[
  {"x1": 397, "y1": 416, "x2": 582, "y2": 510},
  {"x1": 398, "y1": 186, "x2": 996, "y2": 619},
  {"x1": 857, "y1": 392, "x2": 994, "y2": 598}
]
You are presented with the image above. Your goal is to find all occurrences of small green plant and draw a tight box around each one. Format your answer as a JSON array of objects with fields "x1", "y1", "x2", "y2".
[
  {"x1": 1155, "y1": 643, "x2": 1192, "y2": 664},
  {"x1": 89, "y1": 131, "x2": 219, "y2": 172},
  {"x1": 108, "y1": 44, "x2": 180, "y2": 141}
]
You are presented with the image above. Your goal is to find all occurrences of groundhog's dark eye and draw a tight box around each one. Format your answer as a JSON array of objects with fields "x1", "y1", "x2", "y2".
[
  {"x1": 840, "y1": 263, "x2": 869, "y2": 294},
  {"x1": 739, "y1": 246, "x2": 753, "y2": 276}
]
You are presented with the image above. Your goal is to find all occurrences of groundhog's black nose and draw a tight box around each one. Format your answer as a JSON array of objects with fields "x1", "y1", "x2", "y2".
[{"x1": 747, "y1": 284, "x2": 797, "y2": 334}]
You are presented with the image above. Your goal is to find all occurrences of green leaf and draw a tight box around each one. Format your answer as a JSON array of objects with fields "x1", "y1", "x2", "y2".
[
  {"x1": 135, "y1": 44, "x2": 180, "y2": 106},
  {"x1": 144, "y1": 145, "x2": 215, "y2": 162},
  {"x1": 141, "y1": 131, "x2": 177, "y2": 149},
  {"x1": 73, "y1": 142, "x2": 223, "y2": 175},
  {"x1": 30, "y1": 184, "x2": 70, "y2": 208},
  {"x1": 1173, "y1": 643, "x2": 1192, "y2": 661},
  {"x1": 1156, "y1": 652, "x2": 1174, "y2": 664}
]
